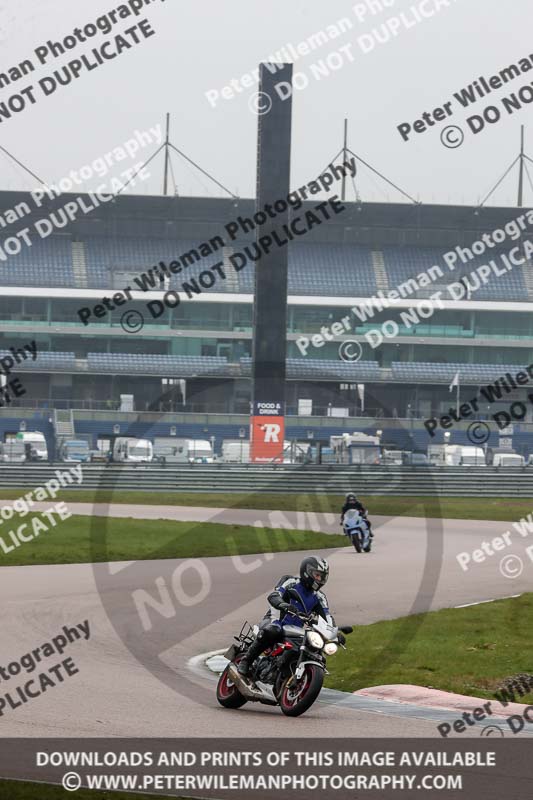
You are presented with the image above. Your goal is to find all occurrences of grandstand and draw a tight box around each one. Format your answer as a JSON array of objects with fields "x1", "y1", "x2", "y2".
[{"x1": 1, "y1": 188, "x2": 533, "y2": 457}]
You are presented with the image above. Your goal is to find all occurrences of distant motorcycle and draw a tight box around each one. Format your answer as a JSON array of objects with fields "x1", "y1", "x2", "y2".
[
  {"x1": 216, "y1": 613, "x2": 353, "y2": 717},
  {"x1": 342, "y1": 509, "x2": 371, "y2": 553}
]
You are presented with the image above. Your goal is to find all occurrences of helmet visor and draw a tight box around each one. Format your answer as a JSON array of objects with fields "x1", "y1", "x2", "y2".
[{"x1": 310, "y1": 568, "x2": 328, "y2": 585}]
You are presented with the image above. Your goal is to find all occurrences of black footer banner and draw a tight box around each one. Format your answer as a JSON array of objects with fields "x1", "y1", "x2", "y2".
[{"x1": 0, "y1": 738, "x2": 531, "y2": 799}]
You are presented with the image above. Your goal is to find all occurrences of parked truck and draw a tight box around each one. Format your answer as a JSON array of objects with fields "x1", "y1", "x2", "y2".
[
  {"x1": 331, "y1": 433, "x2": 381, "y2": 465},
  {"x1": 153, "y1": 438, "x2": 214, "y2": 464},
  {"x1": 15, "y1": 431, "x2": 48, "y2": 461},
  {"x1": 487, "y1": 447, "x2": 525, "y2": 467},
  {"x1": 430, "y1": 444, "x2": 484, "y2": 466},
  {"x1": 59, "y1": 439, "x2": 90, "y2": 462}
]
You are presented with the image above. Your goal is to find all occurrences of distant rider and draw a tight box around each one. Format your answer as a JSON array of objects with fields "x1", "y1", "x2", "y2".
[
  {"x1": 237, "y1": 556, "x2": 342, "y2": 677},
  {"x1": 341, "y1": 492, "x2": 372, "y2": 536}
]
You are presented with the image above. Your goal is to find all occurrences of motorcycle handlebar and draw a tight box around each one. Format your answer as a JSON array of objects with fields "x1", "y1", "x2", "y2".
[
  {"x1": 285, "y1": 608, "x2": 352, "y2": 633},
  {"x1": 292, "y1": 611, "x2": 314, "y2": 622},
  {"x1": 293, "y1": 614, "x2": 352, "y2": 636}
]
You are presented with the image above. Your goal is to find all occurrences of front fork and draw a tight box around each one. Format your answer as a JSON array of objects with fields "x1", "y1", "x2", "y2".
[{"x1": 291, "y1": 647, "x2": 327, "y2": 682}]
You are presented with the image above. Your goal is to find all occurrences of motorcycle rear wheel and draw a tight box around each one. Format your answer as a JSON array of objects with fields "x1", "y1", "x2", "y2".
[
  {"x1": 279, "y1": 664, "x2": 323, "y2": 717},
  {"x1": 216, "y1": 660, "x2": 248, "y2": 709}
]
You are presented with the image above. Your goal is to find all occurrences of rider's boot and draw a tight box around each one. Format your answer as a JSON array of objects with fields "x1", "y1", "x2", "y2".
[{"x1": 237, "y1": 636, "x2": 264, "y2": 677}]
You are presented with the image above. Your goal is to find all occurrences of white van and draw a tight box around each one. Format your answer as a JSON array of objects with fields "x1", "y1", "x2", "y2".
[
  {"x1": 427, "y1": 445, "x2": 447, "y2": 466},
  {"x1": 442, "y1": 445, "x2": 463, "y2": 466},
  {"x1": 153, "y1": 437, "x2": 190, "y2": 464},
  {"x1": 187, "y1": 440, "x2": 214, "y2": 463},
  {"x1": 459, "y1": 446, "x2": 486, "y2": 466},
  {"x1": 1, "y1": 439, "x2": 26, "y2": 462},
  {"x1": 15, "y1": 431, "x2": 48, "y2": 461},
  {"x1": 113, "y1": 437, "x2": 153, "y2": 463},
  {"x1": 383, "y1": 449, "x2": 406, "y2": 466},
  {"x1": 222, "y1": 440, "x2": 250, "y2": 463},
  {"x1": 493, "y1": 452, "x2": 525, "y2": 467}
]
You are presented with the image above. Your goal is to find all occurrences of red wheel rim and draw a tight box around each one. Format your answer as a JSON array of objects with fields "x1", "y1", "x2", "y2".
[
  {"x1": 218, "y1": 666, "x2": 237, "y2": 699},
  {"x1": 282, "y1": 669, "x2": 311, "y2": 708}
]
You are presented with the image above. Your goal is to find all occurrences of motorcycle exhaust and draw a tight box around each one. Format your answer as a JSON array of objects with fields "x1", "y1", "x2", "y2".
[{"x1": 227, "y1": 664, "x2": 277, "y2": 704}]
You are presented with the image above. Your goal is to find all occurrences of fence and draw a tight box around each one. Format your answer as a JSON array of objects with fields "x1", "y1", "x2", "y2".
[{"x1": 1, "y1": 464, "x2": 533, "y2": 496}]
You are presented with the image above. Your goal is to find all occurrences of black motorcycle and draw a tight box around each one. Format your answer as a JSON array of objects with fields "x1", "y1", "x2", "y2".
[{"x1": 216, "y1": 613, "x2": 352, "y2": 717}]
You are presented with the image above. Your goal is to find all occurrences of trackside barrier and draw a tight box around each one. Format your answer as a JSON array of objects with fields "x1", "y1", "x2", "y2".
[{"x1": 0, "y1": 464, "x2": 532, "y2": 496}]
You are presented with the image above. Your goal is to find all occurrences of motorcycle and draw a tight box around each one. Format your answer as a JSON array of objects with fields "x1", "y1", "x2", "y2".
[
  {"x1": 342, "y1": 509, "x2": 372, "y2": 553},
  {"x1": 216, "y1": 612, "x2": 353, "y2": 717}
]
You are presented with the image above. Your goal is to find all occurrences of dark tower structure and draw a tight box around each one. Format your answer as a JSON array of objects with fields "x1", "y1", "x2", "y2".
[{"x1": 250, "y1": 63, "x2": 293, "y2": 462}]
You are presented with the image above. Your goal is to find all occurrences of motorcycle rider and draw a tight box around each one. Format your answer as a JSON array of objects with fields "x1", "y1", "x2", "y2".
[
  {"x1": 341, "y1": 492, "x2": 372, "y2": 536},
  {"x1": 237, "y1": 556, "x2": 340, "y2": 677}
]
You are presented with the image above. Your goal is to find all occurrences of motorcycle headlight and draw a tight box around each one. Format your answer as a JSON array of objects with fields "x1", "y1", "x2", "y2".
[
  {"x1": 307, "y1": 631, "x2": 324, "y2": 650},
  {"x1": 324, "y1": 642, "x2": 338, "y2": 656}
]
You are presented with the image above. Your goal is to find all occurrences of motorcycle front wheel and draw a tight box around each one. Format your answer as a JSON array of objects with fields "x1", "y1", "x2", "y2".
[
  {"x1": 351, "y1": 534, "x2": 362, "y2": 553},
  {"x1": 216, "y1": 659, "x2": 248, "y2": 709},
  {"x1": 279, "y1": 664, "x2": 323, "y2": 717}
]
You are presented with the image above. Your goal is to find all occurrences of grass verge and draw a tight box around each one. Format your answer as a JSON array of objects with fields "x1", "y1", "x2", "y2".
[
  {"x1": 0, "y1": 490, "x2": 527, "y2": 522},
  {"x1": 325, "y1": 593, "x2": 533, "y2": 703},
  {"x1": 0, "y1": 780, "x2": 180, "y2": 800},
  {"x1": 0, "y1": 514, "x2": 346, "y2": 567}
]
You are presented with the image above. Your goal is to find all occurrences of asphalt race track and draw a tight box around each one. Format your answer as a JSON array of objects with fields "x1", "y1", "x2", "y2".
[{"x1": 1, "y1": 506, "x2": 531, "y2": 739}]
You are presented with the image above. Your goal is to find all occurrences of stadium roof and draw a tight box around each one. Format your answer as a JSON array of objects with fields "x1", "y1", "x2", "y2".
[{"x1": 0, "y1": 189, "x2": 530, "y2": 248}]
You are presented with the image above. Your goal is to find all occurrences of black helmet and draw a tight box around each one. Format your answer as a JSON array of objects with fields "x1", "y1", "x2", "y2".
[
  {"x1": 345, "y1": 492, "x2": 357, "y2": 500},
  {"x1": 300, "y1": 556, "x2": 329, "y2": 591}
]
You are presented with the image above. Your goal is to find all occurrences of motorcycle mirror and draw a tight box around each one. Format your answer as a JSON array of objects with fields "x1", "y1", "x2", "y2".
[{"x1": 339, "y1": 626, "x2": 353, "y2": 634}]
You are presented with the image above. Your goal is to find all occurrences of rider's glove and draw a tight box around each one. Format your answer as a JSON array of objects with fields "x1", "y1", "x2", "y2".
[{"x1": 280, "y1": 603, "x2": 299, "y2": 616}]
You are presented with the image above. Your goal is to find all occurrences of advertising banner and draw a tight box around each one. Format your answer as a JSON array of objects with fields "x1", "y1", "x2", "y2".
[{"x1": 250, "y1": 401, "x2": 285, "y2": 463}]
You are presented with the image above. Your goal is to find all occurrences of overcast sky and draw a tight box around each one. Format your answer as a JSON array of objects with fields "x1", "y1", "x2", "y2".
[{"x1": 0, "y1": 0, "x2": 531, "y2": 207}]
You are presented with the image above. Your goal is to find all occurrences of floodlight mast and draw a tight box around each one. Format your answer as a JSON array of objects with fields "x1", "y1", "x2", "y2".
[
  {"x1": 518, "y1": 125, "x2": 525, "y2": 207},
  {"x1": 478, "y1": 125, "x2": 533, "y2": 209},
  {"x1": 249, "y1": 63, "x2": 293, "y2": 463}
]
